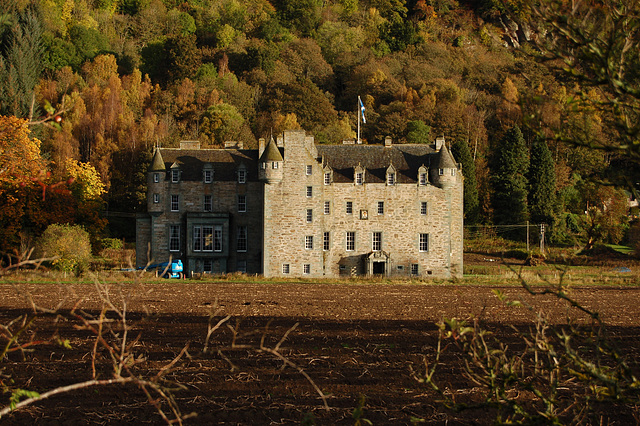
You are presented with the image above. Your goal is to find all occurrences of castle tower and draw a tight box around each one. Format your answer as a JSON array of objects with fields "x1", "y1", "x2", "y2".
[
  {"x1": 431, "y1": 142, "x2": 459, "y2": 189},
  {"x1": 258, "y1": 137, "x2": 284, "y2": 183},
  {"x1": 147, "y1": 148, "x2": 166, "y2": 214}
]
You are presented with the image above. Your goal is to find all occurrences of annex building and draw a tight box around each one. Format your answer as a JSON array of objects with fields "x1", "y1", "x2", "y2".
[{"x1": 136, "y1": 130, "x2": 463, "y2": 278}]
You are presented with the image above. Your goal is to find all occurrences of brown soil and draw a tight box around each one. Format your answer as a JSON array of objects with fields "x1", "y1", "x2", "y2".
[{"x1": 1, "y1": 279, "x2": 640, "y2": 425}]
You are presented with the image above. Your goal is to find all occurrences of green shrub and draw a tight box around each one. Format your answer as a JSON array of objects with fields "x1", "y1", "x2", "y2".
[
  {"x1": 99, "y1": 238, "x2": 124, "y2": 250},
  {"x1": 36, "y1": 224, "x2": 92, "y2": 274}
]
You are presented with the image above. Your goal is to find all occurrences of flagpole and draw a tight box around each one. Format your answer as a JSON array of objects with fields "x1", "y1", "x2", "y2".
[{"x1": 357, "y1": 97, "x2": 361, "y2": 144}]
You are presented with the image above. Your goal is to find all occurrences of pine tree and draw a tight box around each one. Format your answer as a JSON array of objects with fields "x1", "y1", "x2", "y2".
[
  {"x1": 451, "y1": 138, "x2": 479, "y2": 224},
  {"x1": 491, "y1": 125, "x2": 529, "y2": 232},
  {"x1": 528, "y1": 138, "x2": 556, "y2": 226},
  {"x1": 0, "y1": 6, "x2": 44, "y2": 119}
]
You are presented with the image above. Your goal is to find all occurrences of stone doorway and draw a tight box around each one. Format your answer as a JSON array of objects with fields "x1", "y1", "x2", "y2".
[{"x1": 365, "y1": 251, "x2": 390, "y2": 276}]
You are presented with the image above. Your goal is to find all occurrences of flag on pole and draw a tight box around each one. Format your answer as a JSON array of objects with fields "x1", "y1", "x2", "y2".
[{"x1": 359, "y1": 96, "x2": 366, "y2": 124}]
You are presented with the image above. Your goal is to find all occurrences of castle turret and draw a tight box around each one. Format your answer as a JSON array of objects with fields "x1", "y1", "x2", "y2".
[
  {"x1": 431, "y1": 141, "x2": 459, "y2": 188},
  {"x1": 148, "y1": 148, "x2": 166, "y2": 213},
  {"x1": 258, "y1": 137, "x2": 284, "y2": 183}
]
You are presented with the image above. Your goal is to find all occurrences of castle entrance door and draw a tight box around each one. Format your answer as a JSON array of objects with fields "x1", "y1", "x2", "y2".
[
  {"x1": 365, "y1": 250, "x2": 389, "y2": 276},
  {"x1": 372, "y1": 261, "x2": 385, "y2": 275}
]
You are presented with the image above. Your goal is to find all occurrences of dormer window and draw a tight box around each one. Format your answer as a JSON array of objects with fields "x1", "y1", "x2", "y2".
[
  {"x1": 386, "y1": 164, "x2": 396, "y2": 185},
  {"x1": 171, "y1": 169, "x2": 180, "y2": 183},
  {"x1": 323, "y1": 166, "x2": 332, "y2": 185},
  {"x1": 355, "y1": 172, "x2": 363, "y2": 185},
  {"x1": 238, "y1": 169, "x2": 246, "y2": 184},
  {"x1": 387, "y1": 172, "x2": 395, "y2": 185},
  {"x1": 418, "y1": 165, "x2": 428, "y2": 186},
  {"x1": 354, "y1": 164, "x2": 365, "y2": 186},
  {"x1": 203, "y1": 169, "x2": 213, "y2": 183}
]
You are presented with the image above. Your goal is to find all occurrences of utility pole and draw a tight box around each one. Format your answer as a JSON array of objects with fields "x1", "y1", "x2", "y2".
[{"x1": 539, "y1": 223, "x2": 545, "y2": 254}]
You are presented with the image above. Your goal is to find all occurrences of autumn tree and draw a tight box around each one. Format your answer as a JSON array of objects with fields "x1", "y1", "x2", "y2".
[{"x1": 0, "y1": 115, "x2": 46, "y2": 254}]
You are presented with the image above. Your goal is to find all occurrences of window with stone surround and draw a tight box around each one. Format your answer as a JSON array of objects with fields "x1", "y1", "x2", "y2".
[
  {"x1": 213, "y1": 225, "x2": 223, "y2": 252},
  {"x1": 419, "y1": 233, "x2": 429, "y2": 252},
  {"x1": 306, "y1": 186, "x2": 313, "y2": 197},
  {"x1": 238, "y1": 194, "x2": 246, "y2": 212},
  {"x1": 237, "y1": 260, "x2": 247, "y2": 273},
  {"x1": 303, "y1": 264, "x2": 310, "y2": 274},
  {"x1": 171, "y1": 169, "x2": 180, "y2": 183},
  {"x1": 305, "y1": 235, "x2": 313, "y2": 250},
  {"x1": 171, "y1": 194, "x2": 179, "y2": 211},
  {"x1": 372, "y1": 232, "x2": 382, "y2": 251},
  {"x1": 237, "y1": 226, "x2": 247, "y2": 252},
  {"x1": 377, "y1": 201, "x2": 384, "y2": 215},
  {"x1": 153, "y1": 193, "x2": 159, "y2": 204},
  {"x1": 204, "y1": 195, "x2": 212, "y2": 212},
  {"x1": 306, "y1": 165, "x2": 312, "y2": 175},
  {"x1": 324, "y1": 172, "x2": 331, "y2": 185},
  {"x1": 306, "y1": 208, "x2": 313, "y2": 223},
  {"x1": 411, "y1": 264, "x2": 419, "y2": 275},
  {"x1": 238, "y1": 169, "x2": 246, "y2": 184},
  {"x1": 421, "y1": 201, "x2": 427, "y2": 215},
  {"x1": 193, "y1": 225, "x2": 214, "y2": 252},
  {"x1": 282, "y1": 264, "x2": 290, "y2": 274},
  {"x1": 323, "y1": 231, "x2": 330, "y2": 251},
  {"x1": 324, "y1": 201, "x2": 330, "y2": 215},
  {"x1": 154, "y1": 173, "x2": 160, "y2": 183},
  {"x1": 355, "y1": 172, "x2": 363, "y2": 185},
  {"x1": 169, "y1": 225, "x2": 180, "y2": 252},
  {"x1": 203, "y1": 170, "x2": 213, "y2": 183},
  {"x1": 346, "y1": 231, "x2": 355, "y2": 251},
  {"x1": 346, "y1": 201, "x2": 353, "y2": 214}
]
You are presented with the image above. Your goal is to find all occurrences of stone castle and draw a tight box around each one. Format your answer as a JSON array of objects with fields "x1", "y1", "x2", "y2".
[{"x1": 136, "y1": 130, "x2": 463, "y2": 278}]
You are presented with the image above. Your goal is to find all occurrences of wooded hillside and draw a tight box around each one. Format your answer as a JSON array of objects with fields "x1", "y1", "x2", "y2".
[{"x1": 0, "y1": 0, "x2": 636, "y2": 254}]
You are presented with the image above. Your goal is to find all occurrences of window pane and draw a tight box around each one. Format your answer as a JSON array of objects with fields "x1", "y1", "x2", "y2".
[
  {"x1": 305, "y1": 235, "x2": 313, "y2": 250},
  {"x1": 372, "y1": 232, "x2": 381, "y2": 251},
  {"x1": 421, "y1": 201, "x2": 427, "y2": 215},
  {"x1": 346, "y1": 232, "x2": 355, "y2": 251},
  {"x1": 306, "y1": 209, "x2": 313, "y2": 223},
  {"x1": 238, "y1": 195, "x2": 246, "y2": 212},
  {"x1": 203, "y1": 226, "x2": 213, "y2": 251},
  {"x1": 377, "y1": 201, "x2": 384, "y2": 215},
  {"x1": 237, "y1": 226, "x2": 247, "y2": 252},
  {"x1": 214, "y1": 225, "x2": 223, "y2": 252},
  {"x1": 324, "y1": 201, "x2": 330, "y2": 215},
  {"x1": 419, "y1": 233, "x2": 429, "y2": 252},
  {"x1": 171, "y1": 195, "x2": 179, "y2": 211},
  {"x1": 170, "y1": 225, "x2": 180, "y2": 251},
  {"x1": 306, "y1": 165, "x2": 312, "y2": 175},
  {"x1": 346, "y1": 201, "x2": 353, "y2": 214},
  {"x1": 323, "y1": 232, "x2": 330, "y2": 251},
  {"x1": 193, "y1": 226, "x2": 201, "y2": 251}
]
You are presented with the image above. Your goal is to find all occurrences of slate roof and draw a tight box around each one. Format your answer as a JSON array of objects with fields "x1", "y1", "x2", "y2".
[
  {"x1": 259, "y1": 138, "x2": 284, "y2": 162},
  {"x1": 316, "y1": 144, "x2": 438, "y2": 184},
  {"x1": 154, "y1": 143, "x2": 453, "y2": 184},
  {"x1": 158, "y1": 148, "x2": 259, "y2": 181}
]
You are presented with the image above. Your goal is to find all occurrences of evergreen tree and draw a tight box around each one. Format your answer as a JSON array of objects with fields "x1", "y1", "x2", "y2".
[
  {"x1": 452, "y1": 139, "x2": 479, "y2": 224},
  {"x1": 0, "y1": 6, "x2": 44, "y2": 119},
  {"x1": 491, "y1": 125, "x2": 529, "y2": 232},
  {"x1": 528, "y1": 138, "x2": 556, "y2": 226}
]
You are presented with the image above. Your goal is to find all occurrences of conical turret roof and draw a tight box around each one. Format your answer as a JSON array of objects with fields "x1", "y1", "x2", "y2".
[
  {"x1": 149, "y1": 148, "x2": 166, "y2": 172},
  {"x1": 436, "y1": 144, "x2": 457, "y2": 169},
  {"x1": 259, "y1": 138, "x2": 283, "y2": 162}
]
